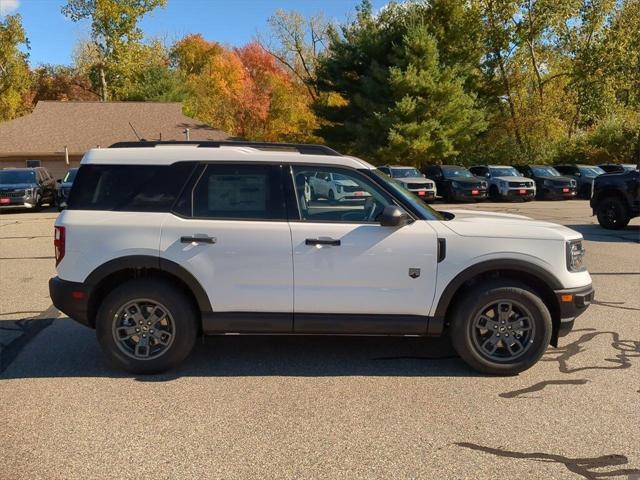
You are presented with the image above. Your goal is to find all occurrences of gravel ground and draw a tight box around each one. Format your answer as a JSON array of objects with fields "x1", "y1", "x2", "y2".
[{"x1": 1, "y1": 200, "x2": 639, "y2": 480}]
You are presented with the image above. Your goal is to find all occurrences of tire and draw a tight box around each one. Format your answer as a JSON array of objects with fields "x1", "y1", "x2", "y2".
[
  {"x1": 32, "y1": 194, "x2": 42, "y2": 212},
  {"x1": 489, "y1": 185, "x2": 500, "y2": 201},
  {"x1": 310, "y1": 187, "x2": 317, "y2": 201},
  {"x1": 328, "y1": 189, "x2": 335, "y2": 202},
  {"x1": 596, "y1": 196, "x2": 630, "y2": 230},
  {"x1": 450, "y1": 280, "x2": 552, "y2": 375},
  {"x1": 96, "y1": 278, "x2": 198, "y2": 374}
]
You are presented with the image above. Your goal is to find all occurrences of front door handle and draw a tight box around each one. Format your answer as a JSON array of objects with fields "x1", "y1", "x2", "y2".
[
  {"x1": 181, "y1": 235, "x2": 216, "y2": 244},
  {"x1": 305, "y1": 238, "x2": 341, "y2": 246}
]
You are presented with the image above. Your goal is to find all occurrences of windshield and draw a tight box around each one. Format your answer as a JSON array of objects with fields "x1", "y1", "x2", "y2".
[
  {"x1": 442, "y1": 167, "x2": 473, "y2": 179},
  {"x1": 531, "y1": 166, "x2": 561, "y2": 177},
  {"x1": 0, "y1": 170, "x2": 36, "y2": 184},
  {"x1": 489, "y1": 167, "x2": 519, "y2": 177},
  {"x1": 368, "y1": 169, "x2": 443, "y2": 220},
  {"x1": 578, "y1": 166, "x2": 604, "y2": 176},
  {"x1": 390, "y1": 168, "x2": 421, "y2": 178},
  {"x1": 63, "y1": 169, "x2": 78, "y2": 183}
]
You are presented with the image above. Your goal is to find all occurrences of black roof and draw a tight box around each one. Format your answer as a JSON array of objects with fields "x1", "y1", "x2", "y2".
[{"x1": 109, "y1": 140, "x2": 342, "y2": 157}]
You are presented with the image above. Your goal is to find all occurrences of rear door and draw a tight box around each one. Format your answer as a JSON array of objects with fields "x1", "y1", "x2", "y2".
[
  {"x1": 160, "y1": 163, "x2": 294, "y2": 332},
  {"x1": 287, "y1": 165, "x2": 439, "y2": 334}
]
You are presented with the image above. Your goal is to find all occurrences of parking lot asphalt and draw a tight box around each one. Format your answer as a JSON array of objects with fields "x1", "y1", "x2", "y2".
[{"x1": 1, "y1": 201, "x2": 639, "y2": 480}]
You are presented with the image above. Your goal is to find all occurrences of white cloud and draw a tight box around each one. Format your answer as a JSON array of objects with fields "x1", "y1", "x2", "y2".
[{"x1": 0, "y1": 0, "x2": 20, "y2": 17}]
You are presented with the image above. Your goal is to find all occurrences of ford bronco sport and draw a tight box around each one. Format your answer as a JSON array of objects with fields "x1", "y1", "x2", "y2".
[{"x1": 49, "y1": 141, "x2": 594, "y2": 375}]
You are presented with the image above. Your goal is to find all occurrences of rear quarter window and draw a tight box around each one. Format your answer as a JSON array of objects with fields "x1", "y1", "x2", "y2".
[{"x1": 67, "y1": 163, "x2": 197, "y2": 212}]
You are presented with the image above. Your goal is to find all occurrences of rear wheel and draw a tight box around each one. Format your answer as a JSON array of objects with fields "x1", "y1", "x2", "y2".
[
  {"x1": 450, "y1": 280, "x2": 551, "y2": 375},
  {"x1": 328, "y1": 189, "x2": 335, "y2": 202},
  {"x1": 96, "y1": 278, "x2": 198, "y2": 374},
  {"x1": 596, "y1": 196, "x2": 630, "y2": 230}
]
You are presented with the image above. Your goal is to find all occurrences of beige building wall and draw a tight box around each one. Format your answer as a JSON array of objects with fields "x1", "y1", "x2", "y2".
[{"x1": 1, "y1": 155, "x2": 82, "y2": 180}]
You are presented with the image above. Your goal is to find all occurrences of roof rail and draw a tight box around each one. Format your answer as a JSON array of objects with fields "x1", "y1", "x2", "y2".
[{"x1": 108, "y1": 140, "x2": 342, "y2": 156}]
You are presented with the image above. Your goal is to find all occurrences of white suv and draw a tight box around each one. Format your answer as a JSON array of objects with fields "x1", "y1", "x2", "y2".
[
  {"x1": 49, "y1": 141, "x2": 594, "y2": 375},
  {"x1": 469, "y1": 165, "x2": 536, "y2": 201}
]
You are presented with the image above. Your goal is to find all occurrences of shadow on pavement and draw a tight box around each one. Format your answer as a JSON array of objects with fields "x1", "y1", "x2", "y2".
[
  {"x1": 565, "y1": 224, "x2": 640, "y2": 243},
  {"x1": 1, "y1": 317, "x2": 479, "y2": 380},
  {"x1": 456, "y1": 442, "x2": 640, "y2": 480}
]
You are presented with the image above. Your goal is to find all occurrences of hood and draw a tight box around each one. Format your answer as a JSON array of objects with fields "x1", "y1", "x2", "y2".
[
  {"x1": 395, "y1": 177, "x2": 432, "y2": 185},
  {"x1": 448, "y1": 176, "x2": 485, "y2": 185},
  {"x1": 493, "y1": 176, "x2": 533, "y2": 184},
  {"x1": 0, "y1": 183, "x2": 36, "y2": 190},
  {"x1": 440, "y1": 209, "x2": 582, "y2": 241},
  {"x1": 334, "y1": 179, "x2": 359, "y2": 187},
  {"x1": 543, "y1": 176, "x2": 576, "y2": 186}
]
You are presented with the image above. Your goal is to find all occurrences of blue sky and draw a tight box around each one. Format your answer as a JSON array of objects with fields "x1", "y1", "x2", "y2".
[{"x1": 2, "y1": 0, "x2": 388, "y2": 67}]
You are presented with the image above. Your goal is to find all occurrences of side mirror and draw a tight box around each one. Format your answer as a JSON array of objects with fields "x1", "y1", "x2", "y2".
[
  {"x1": 422, "y1": 174, "x2": 426, "y2": 178},
  {"x1": 485, "y1": 172, "x2": 491, "y2": 178},
  {"x1": 56, "y1": 179, "x2": 62, "y2": 184},
  {"x1": 575, "y1": 172, "x2": 581, "y2": 177},
  {"x1": 380, "y1": 205, "x2": 409, "y2": 227}
]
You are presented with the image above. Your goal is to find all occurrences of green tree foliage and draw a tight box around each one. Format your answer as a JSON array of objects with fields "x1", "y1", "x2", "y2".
[
  {"x1": 61, "y1": 0, "x2": 166, "y2": 101},
  {"x1": 0, "y1": 14, "x2": 31, "y2": 121},
  {"x1": 315, "y1": 0, "x2": 486, "y2": 164}
]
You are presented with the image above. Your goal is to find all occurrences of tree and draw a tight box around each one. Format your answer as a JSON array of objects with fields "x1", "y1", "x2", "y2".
[
  {"x1": 0, "y1": 14, "x2": 31, "y2": 121},
  {"x1": 259, "y1": 9, "x2": 331, "y2": 100},
  {"x1": 31, "y1": 64, "x2": 99, "y2": 102},
  {"x1": 314, "y1": 0, "x2": 486, "y2": 163},
  {"x1": 61, "y1": 0, "x2": 166, "y2": 101}
]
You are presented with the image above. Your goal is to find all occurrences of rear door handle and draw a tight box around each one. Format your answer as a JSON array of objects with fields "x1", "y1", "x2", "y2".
[
  {"x1": 305, "y1": 238, "x2": 341, "y2": 246},
  {"x1": 181, "y1": 235, "x2": 216, "y2": 244}
]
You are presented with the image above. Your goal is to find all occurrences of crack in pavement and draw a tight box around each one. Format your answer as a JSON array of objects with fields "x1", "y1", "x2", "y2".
[
  {"x1": 456, "y1": 443, "x2": 640, "y2": 480},
  {"x1": 0, "y1": 305, "x2": 59, "y2": 374}
]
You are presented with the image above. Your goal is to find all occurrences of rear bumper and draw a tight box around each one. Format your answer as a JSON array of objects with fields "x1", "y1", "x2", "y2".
[
  {"x1": 49, "y1": 276, "x2": 92, "y2": 328},
  {"x1": 554, "y1": 283, "x2": 595, "y2": 337}
]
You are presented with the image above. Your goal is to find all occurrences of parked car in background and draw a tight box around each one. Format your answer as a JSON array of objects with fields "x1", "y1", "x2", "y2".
[
  {"x1": 50, "y1": 140, "x2": 593, "y2": 376},
  {"x1": 56, "y1": 168, "x2": 78, "y2": 211},
  {"x1": 422, "y1": 165, "x2": 487, "y2": 202},
  {"x1": 308, "y1": 171, "x2": 371, "y2": 202},
  {"x1": 377, "y1": 165, "x2": 437, "y2": 201},
  {"x1": 554, "y1": 164, "x2": 605, "y2": 198},
  {"x1": 0, "y1": 167, "x2": 57, "y2": 211},
  {"x1": 513, "y1": 165, "x2": 577, "y2": 200},
  {"x1": 598, "y1": 163, "x2": 637, "y2": 174},
  {"x1": 469, "y1": 165, "x2": 535, "y2": 201},
  {"x1": 590, "y1": 162, "x2": 639, "y2": 229}
]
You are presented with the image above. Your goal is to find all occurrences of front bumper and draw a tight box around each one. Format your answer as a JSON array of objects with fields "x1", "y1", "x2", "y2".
[
  {"x1": 502, "y1": 188, "x2": 536, "y2": 200},
  {"x1": 49, "y1": 276, "x2": 92, "y2": 328},
  {"x1": 409, "y1": 189, "x2": 436, "y2": 201},
  {"x1": 544, "y1": 186, "x2": 577, "y2": 199},
  {"x1": 453, "y1": 189, "x2": 487, "y2": 201},
  {"x1": 554, "y1": 283, "x2": 595, "y2": 337},
  {"x1": 0, "y1": 194, "x2": 36, "y2": 209}
]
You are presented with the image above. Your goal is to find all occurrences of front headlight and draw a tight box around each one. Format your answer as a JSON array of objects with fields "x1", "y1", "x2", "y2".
[
  {"x1": 543, "y1": 179, "x2": 552, "y2": 186},
  {"x1": 499, "y1": 180, "x2": 507, "y2": 187},
  {"x1": 566, "y1": 239, "x2": 586, "y2": 272},
  {"x1": 451, "y1": 181, "x2": 460, "y2": 188}
]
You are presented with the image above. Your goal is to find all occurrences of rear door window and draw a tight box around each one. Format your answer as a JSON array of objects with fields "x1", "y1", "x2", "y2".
[{"x1": 189, "y1": 164, "x2": 286, "y2": 220}]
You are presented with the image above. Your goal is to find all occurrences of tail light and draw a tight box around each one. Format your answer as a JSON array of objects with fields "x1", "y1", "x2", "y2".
[{"x1": 54, "y1": 226, "x2": 65, "y2": 266}]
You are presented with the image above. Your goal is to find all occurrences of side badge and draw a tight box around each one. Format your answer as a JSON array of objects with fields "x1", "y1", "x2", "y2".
[{"x1": 409, "y1": 268, "x2": 421, "y2": 279}]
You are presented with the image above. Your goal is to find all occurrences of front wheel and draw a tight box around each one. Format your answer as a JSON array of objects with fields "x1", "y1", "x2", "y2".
[
  {"x1": 450, "y1": 280, "x2": 552, "y2": 375},
  {"x1": 596, "y1": 196, "x2": 630, "y2": 230},
  {"x1": 96, "y1": 278, "x2": 198, "y2": 374}
]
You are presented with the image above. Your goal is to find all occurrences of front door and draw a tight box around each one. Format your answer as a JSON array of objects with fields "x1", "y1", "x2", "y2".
[
  {"x1": 288, "y1": 165, "x2": 439, "y2": 334},
  {"x1": 160, "y1": 163, "x2": 293, "y2": 332}
]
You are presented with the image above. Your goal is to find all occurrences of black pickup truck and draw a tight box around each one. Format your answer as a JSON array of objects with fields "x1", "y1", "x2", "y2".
[{"x1": 590, "y1": 162, "x2": 639, "y2": 229}]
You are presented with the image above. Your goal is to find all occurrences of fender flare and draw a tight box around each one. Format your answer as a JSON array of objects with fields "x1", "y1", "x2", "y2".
[
  {"x1": 85, "y1": 255, "x2": 212, "y2": 314},
  {"x1": 432, "y1": 258, "x2": 563, "y2": 321}
]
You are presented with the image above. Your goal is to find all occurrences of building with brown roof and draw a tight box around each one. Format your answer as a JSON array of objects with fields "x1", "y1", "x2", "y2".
[{"x1": 0, "y1": 101, "x2": 229, "y2": 178}]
